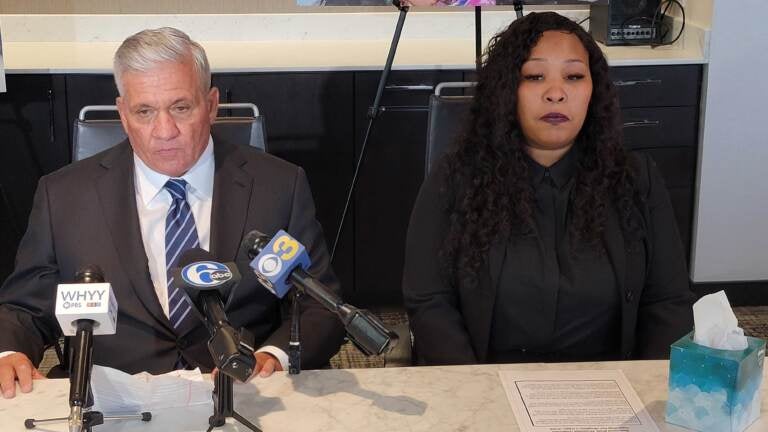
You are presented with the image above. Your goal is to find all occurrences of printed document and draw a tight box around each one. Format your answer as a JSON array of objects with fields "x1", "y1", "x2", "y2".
[{"x1": 499, "y1": 369, "x2": 659, "y2": 432}]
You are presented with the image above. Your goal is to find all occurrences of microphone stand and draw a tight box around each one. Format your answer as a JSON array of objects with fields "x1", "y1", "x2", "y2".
[
  {"x1": 289, "y1": 290, "x2": 302, "y2": 374},
  {"x1": 198, "y1": 293, "x2": 262, "y2": 432},
  {"x1": 23, "y1": 321, "x2": 152, "y2": 431},
  {"x1": 330, "y1": 0, "x2": 409, "y2": 260},
  {"x1": 207, "y1": 372, "x2": 261, "y2": 432}
]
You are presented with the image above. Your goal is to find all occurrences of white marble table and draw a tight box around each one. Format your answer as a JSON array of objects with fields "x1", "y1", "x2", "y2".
[{"x1": 1, "y1": 361, "x2": 766, "y2": 432}]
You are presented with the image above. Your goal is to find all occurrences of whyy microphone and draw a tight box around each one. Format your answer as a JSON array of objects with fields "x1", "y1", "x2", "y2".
[{"x1": 54, "y1": 266, "x2": 117, "y2": 432}]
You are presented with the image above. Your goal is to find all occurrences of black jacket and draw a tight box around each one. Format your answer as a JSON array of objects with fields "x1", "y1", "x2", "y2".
[
  {"x1": 402, "y1": 152, "x2": 695, "y2": 365},
  {"x1": 0, "y1": 139, "x2": 345, "y2": 374}
]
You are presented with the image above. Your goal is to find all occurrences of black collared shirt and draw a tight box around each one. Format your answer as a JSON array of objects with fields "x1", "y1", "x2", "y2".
[{"x1": 488, "y1": 148, "x2": 621, "y2": 363}]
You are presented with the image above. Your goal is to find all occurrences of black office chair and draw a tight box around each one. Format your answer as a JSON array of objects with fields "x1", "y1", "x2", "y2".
[
  {"x1": 72, "y1": 102, "x2": 268, "y2": 162},
  {"x1": 424, "y1": 82, "x2": 476, "y2": 175}
]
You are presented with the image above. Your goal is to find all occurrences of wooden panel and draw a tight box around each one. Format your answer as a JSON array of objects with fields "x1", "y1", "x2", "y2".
[{"x1": 353, "y1": 69, "x2": 462, "y2": 307}]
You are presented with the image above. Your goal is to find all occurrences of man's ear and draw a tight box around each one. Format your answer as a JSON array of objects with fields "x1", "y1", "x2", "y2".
[
  {"x1": 207, "y1": 87, "x2": 220, "y2": 123},
  {"x1": 116, "y1": 96, "x2": 127, "y2": 123}
]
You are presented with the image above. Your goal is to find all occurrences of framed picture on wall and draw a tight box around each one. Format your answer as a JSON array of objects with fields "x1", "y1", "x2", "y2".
[{"x1": 297, "y1": 0, "x2": 606, "y2": 6}]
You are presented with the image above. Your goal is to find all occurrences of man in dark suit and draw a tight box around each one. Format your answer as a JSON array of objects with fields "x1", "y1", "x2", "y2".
[{"x1": 0, "y1": 27, "x2": 345, "y2": 398}]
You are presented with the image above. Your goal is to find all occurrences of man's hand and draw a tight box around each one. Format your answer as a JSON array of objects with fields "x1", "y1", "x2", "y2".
[
  {"x1": 252, "y1": 352, "x2": 283, "y2": 379},
  {"x1": 0, "y1": 353, "x2": 46, "y2": 398}
]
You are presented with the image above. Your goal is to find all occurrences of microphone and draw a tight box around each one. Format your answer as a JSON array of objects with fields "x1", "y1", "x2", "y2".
[
  {"x1": 171, "y1": 249, "x2": 256, "y2": 382},
  {"x1": 54, "y1": 266, "x2": 117, "y2": 432},
  {"x1": 242, "y1": 230, "x2": 399, "y2": 357}
]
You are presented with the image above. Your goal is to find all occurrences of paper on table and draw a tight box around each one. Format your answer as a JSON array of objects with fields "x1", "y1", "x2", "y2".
[
  {"x1": 91, "y1": 365, "x2": 213, "y2": 413},
  {"x1": 499, "y1": 369, "x2": 659, "y2": 432}
]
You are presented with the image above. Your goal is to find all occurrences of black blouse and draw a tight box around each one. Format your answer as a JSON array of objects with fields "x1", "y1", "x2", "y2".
[{"x1": 489, "y1": 149, "x2": 621, "y2": 363}]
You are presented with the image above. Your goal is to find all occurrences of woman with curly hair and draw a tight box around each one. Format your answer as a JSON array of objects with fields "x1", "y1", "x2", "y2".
[{"x1": 402, "y1": 12, "x2": 694, "y2": 365}]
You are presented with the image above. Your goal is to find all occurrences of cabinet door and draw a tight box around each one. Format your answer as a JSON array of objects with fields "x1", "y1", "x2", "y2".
[
  {"x1": 213, "y1": 72, "x2": 356, "y2": 299},
  {"x1": 353, "y1": 70, "x2": 463, "y2": 307},
  {"x1": 0, "y1": 75, "x2": 69, "y2": 282},
  {"x1": 66, "y1": 74, "x2": 120, "y2": 123},
  {"x1": 611, "y1": 65, "x2": 702, "y2": 108}
]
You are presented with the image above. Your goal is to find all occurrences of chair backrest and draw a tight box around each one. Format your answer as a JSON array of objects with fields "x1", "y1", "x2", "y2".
[
  {"x1": 424, "y1": 82, "x2": 476, "y2": 175},
  {"x1": 72, "y1": 103, "x2": 267, "y2": 162}
]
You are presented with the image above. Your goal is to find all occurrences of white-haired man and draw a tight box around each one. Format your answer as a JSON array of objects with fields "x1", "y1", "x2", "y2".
[{"x1": 0, "y1": 27, "x2": 345, "y2": 398}]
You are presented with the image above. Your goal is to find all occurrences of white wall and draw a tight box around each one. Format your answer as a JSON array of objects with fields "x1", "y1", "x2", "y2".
[{"x1": 691, "y1": 0, "x2": 768, "y2": 282}]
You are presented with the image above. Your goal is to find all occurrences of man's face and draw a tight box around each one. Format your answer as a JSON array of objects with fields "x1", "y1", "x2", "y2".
[{"x1": 116, "y1": 59, "x2": 219, "y2": 177}]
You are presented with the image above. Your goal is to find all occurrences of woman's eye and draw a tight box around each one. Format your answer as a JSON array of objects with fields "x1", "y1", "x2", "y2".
[
  {"x1": 523, "y1": 74, "x2": 544, "y2": 81},
  {"x1": 567, "y1": 74, "x2": 586, "y2": 81}
]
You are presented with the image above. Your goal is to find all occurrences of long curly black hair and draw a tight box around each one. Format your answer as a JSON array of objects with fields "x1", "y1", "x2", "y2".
[{"x1": 441, "y1": 12, "x2": 643, "y2": 289}]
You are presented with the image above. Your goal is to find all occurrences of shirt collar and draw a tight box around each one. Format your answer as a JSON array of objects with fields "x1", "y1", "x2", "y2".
[
  {"x1": 134, "y1": 136, "x2": 215, "y2": 206},
  {"x1": 527, "y1": 146, "x2": 578, "y2": 189}
]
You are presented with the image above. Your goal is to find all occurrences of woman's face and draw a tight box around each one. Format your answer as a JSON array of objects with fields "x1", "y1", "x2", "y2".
[{"x1": 516, "y1": 30, "x2": 593, "y2": 155}]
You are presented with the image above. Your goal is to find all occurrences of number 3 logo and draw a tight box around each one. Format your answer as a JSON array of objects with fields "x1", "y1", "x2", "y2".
[{"x1": 273, "y1": 235, "x2": 299, "y2": 260}]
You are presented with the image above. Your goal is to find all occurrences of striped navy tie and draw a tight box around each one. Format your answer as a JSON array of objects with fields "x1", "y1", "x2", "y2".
[{"x1": 164, "y1": 178, "x2": 200, "y2": 346}]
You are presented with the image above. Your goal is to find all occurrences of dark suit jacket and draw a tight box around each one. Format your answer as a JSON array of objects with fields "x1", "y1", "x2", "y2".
[
  {"x1": 402, "y1": 152, "x2": 695, "y2": 365},
  {"x1": 0, "y1": 139, "x2": 345, "y2": 374}
]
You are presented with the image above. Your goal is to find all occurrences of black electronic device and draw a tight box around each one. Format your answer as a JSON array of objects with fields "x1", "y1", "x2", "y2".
[{"x1": 590, "y1": 0, "x2": 673, "y2": 46}]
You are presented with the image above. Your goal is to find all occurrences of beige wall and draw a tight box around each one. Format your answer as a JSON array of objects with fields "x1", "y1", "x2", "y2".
[
  {"x1": 0, "y1": 0, "x2": 582, "y2": 14},
  {"x1": 670, "y1": 0, "x2": 713, "y2": 29}
]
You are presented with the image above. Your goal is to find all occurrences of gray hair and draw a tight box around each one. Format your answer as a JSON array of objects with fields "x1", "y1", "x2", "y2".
[{"x1": 113, "y1": 27, "x2": 211, "y2": 95}]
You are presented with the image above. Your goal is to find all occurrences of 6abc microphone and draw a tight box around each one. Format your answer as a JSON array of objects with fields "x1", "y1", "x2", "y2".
[
  {"x1": 172, "y1": 250, "x2": 256, "y2": 382},
  {"x1": 171, "y1": 251, "x2": 263, "y2": 432},
  {"x1": 242, "y1": 229, "x2": 399, "y2": 360}
]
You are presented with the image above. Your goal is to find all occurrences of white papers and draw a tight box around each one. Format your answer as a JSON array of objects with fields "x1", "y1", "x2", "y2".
[
  {"x1": 499, "y1": 370, "x2": 659, "y2": 432},
  {"x1": 91, "y1": 365, "x2": 213, "y2": 413}
]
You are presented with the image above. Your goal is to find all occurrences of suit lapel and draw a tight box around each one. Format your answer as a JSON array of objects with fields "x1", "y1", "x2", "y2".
[
  {"x1": 210, "y1": 141, "x2": 253, "y2": 262},
  {"x1": 603, "y1": 213, "x2": 627, "y2": 300},
  {"x1": 95, "y1": 142, "x2": 172, "y2": 333},
  {"x1": 469, "y1": 240, "x2": 506, "y2": 362}
]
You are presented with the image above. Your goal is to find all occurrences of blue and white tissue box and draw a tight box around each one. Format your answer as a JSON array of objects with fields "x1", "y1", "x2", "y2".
[{"x1": 666, "y1": 332, "x2": 765, "y2": 432}]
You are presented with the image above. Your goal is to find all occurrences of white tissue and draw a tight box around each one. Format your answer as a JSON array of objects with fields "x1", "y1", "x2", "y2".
[{"x1": 693, "y1": 291, "x2": 748, "y2": 350}]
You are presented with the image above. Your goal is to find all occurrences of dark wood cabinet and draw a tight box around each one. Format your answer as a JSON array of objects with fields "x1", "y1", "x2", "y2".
[
  {"x1": 0, "y1": 75, "x2": 69, "y2": 282},
  {"x1": 212, "y1": 72, "x2": 356, "y2": 300},
  {"x1": 352, "y1": 70, "x2": 462, "y2": 307},
  {"x1": 2, "y1": 65, "x2": 701, "y2": 306},
  {"x1": 612, "y1": 65, "x2": 702, "y2": 260}
]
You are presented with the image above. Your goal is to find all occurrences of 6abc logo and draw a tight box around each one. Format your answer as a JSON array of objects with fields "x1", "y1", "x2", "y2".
[
  {"x1": 255, "y1": 234, "x2": 301, "y2": 289},
  {"x1": 181, "y1": 261, "x2": 233, "y2": 288}
]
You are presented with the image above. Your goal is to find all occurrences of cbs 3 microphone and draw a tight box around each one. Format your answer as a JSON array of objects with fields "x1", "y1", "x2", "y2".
[{"x1": 242, "y1": 229, "x2": 399, "y2": 357}]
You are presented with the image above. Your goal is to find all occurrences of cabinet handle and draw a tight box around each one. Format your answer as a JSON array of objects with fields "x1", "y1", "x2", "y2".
[
  {"x1": 623, "y1": 120, "x2": 661, "y2": 128},
  {"x1": 384, "y1": 85, "x2": 434, "y2": 92},
  {"x1": 613, "y1": 79, "x2": 662, "y2": 87},
  {"x1": 48, "y1": 89, "x2": 55, "y2": 144}
]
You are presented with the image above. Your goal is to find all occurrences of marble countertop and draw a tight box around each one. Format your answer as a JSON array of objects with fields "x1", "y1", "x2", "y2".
[
  {"x1": 1, "y1": 360, "x2": 765, "y2": 431},
  {"x1": 0, "y1": 13, "x2": 709, "y2": 74}
]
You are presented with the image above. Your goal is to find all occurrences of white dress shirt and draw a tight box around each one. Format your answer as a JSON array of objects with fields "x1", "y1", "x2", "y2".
[{"x1": 133, "y1": 136, "x2": 287, "y2": 371}]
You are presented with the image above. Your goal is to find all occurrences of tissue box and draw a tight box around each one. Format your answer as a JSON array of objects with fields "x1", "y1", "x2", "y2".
[{"x1": 666, "y1": 332, "x2": 765, "y2": 432}]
